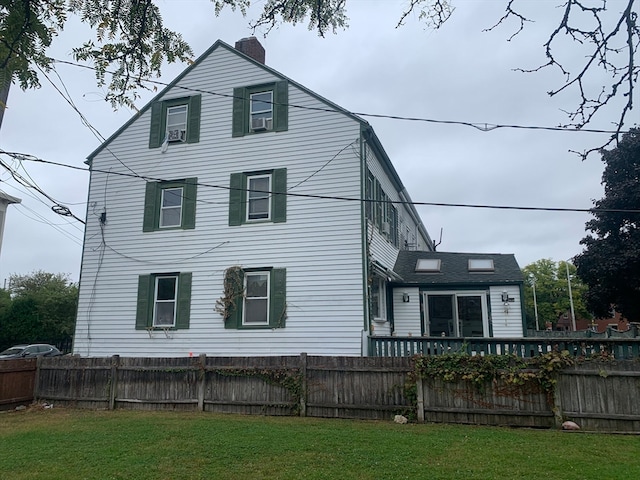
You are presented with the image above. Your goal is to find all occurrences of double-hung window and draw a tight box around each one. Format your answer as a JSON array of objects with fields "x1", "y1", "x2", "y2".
[
  {"x1": 148, "y1": 95, "x2": 201, "y2": 148},
  {"x1": 166, "y1": 104, "x2": 188, "y2": 142},
  {"x1": 229, "y1": 169, "x2": 286, "y2": 225},
  {"x1": 232, "y1": 81, "x2": 288, "y2": 136},
  {"x1": 244, "y1": 272, "x2": 270, "y2": 325},
  {"x1": 247, "y1": 174, "x2": 271, "y2": 221},
  {"x1": 160, "y1": 187, "x2": 183, "y2": 228},
  {"x1": 370, "y1": 276, "x2": 387, "y2": 321},
  {"x1": 136, "y1": 273, "x2": 192, "y2": 330},
  {"x1": 249, "y1": 91, "x2": 273, "y2": 131},
  {"x1": 223, "y1": 267, "x2": 287, "y2": 329},
  {"x1": 143, "y1": 178, "x2": 197, "y2": 232},
  {"x1": 153, "y1": 275, "x2": 178, "y2": 327}
]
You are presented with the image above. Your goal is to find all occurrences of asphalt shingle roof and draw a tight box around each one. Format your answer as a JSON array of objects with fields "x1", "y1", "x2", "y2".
[{"x1": 393, "y1": 251, "x2": 524, "y2": 286}]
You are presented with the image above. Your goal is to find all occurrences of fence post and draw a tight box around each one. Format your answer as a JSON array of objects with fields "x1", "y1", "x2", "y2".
[
  {"x1": 198, "y1": 353, "x2": 206, "y2": 412},
  {"x1": 299, "y1": 352, "x2": 307, "y2": 417},
  {"x1": 552, "y1": 371, "x2": 564, "y2": 428},
  {"x1": 33, "y1": 356, "x2": 42, "y2": 403},
  {"x1": 416, "y1": 377, "x2": 425, "y2": 423},
  {"x1": 109, "y1": 355, "x2": 119, "y2": 410}
]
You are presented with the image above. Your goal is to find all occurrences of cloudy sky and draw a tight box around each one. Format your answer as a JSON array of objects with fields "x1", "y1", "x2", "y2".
[{"x1": 0, "y1": 0, "x2": 628, "y2": 284}]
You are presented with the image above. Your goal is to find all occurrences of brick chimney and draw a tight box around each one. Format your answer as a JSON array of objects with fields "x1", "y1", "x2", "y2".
[{"x1": 235, "y1": 37, "x2": 266, "y2": 64}]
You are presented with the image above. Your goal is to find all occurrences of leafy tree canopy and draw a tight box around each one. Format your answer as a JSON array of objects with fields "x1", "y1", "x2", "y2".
[
  {"x1": 0, "y1": 271, "x2": 77, "y2": 351},
  {"x1": 0, "y1": 0, "x2": 637, "y2": 148},
  {"x1": 522, "y1": 259, "x2": 590, "y2": 330},
  {"x1": 574, "y1": 128, "x2": 640, "y2": 321}
]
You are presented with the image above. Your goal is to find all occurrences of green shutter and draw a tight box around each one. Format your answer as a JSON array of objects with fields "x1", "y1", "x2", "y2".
[
  {"x1": 187, "y1": 95, "x2": 201, "y2": 143},
  {"x1": 135, "y1": 275, "x2": 152, "y2": 329},
  {"x1": 143, "y1": 182, "x2": 159, "y2": 232},
  {"x1": 269, "y1": 268, "x2": 287, "y2": 328},
  {"x1": 228, "y1": 173, "x2": 246, "y2": 226},
  {"x1": 272, "y1": 168, "x2": 287, "y2": 223},
  {"x1": 274, "y1": 81, "x2": 288, "y2": 132},
  {"x1": 224, "y1": 268, "x2": 245, "y2": 329},
  {"x1": 175, "y1": 272, "x2": 192, "y2": 329},
  {"x1": 232, "y1": 87, "x2": 247, "y2": 137},
  {"x1": 182, "y1": 177, "x2": 197, "y2": 229},
  {"x1": 149, "y1": 102, "x2": 163, "y2": 148}
]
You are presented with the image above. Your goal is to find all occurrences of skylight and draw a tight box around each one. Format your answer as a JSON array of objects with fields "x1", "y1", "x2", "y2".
[
  {"x1": 468, "y1": 259, "x2": 494, "y2": 272},
  {"x1": 415, "y1": 258, "x2": 441, "y2": 273}
]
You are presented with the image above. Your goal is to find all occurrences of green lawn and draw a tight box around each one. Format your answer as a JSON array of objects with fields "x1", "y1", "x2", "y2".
[{"x1": 0, "y1": 408, "x2": 637, "y2": 480}]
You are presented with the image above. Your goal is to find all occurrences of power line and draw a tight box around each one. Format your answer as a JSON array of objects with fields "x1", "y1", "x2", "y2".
[
  {"x1": 51, "y1": 57, "x2": 629, "y2": 136},
  {"x1": 7, "y1": 150, "x2": 640, "y2": 215}
]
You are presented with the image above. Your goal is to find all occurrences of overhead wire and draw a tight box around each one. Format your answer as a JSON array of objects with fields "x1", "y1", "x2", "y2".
[
  {"x1": 50, "y1": 57, "x2": 631, "y2": 136},
  {"x1": 6, "y1": 150, "x2": 640, "y2": 215}
]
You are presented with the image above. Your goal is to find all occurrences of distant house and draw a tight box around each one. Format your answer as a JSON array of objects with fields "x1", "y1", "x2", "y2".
[{"x1": 73, "y1": 38, "x2": 524, "y2": 358}]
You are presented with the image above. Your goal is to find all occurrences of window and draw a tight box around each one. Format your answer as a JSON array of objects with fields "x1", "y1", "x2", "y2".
[
  {"x1": 229, "y1": 169, "x2": 287, "y2": 226},
  {"x1": 370, "y1": 276, "x2": 387, "y2": 321},
  {"x1": 148, "y1": 95, "x2": 201, "y2": 148},
  {"x1": 224, "y1": 268, "x2": 287, "y2": 329},
  {"x1": 250, "y1": 91, "x2": 273, "y2": 131},
  {"x1": 247, "y1": 174, "x2": 271, "y2": 221},
  {"x1": 416, "y1": 258, "x2": 441, "y2": 273},
  {"x1": 232, "y1": 81, "x2": 288, "y2": 136},
  {"x1": 143, "y1": 178, "x2": 197, "y2": 232},
  {"x1": 424, "y1": 292, "x2": 488, "y2": 337},
  {"x1": 160, "y1": 187, "x2": 183, "y2": 228},
  {"x1": 468, "y1": 259, "x2": 495, "y2": 272},
  {"x1": 244, "y1": 272, "x2": 269, "y2": 325},
  {"x1": 136, "y1": 273, "x2": 192, "y2": 330},
  {"x1": 166, "y1": 105, "x2": 187, "y2": 142}
]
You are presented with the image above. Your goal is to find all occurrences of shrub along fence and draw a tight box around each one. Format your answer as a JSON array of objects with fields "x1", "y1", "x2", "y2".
[{"x1": 6, "y1": 354, "x2": 640, "y2": 432}]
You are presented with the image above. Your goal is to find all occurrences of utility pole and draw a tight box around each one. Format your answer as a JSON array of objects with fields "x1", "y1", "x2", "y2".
[
  {"x1": 566, "y1": 262, "x2": 577, "y2": 331},
  {"x1": 530, "y1": 274, "x2": 540, "y2": 331}
]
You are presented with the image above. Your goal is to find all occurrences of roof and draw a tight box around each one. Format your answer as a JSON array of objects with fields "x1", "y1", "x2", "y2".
[
  {"x1": 0, "y1": 190, "x2": 21, "y2": 205},
  {"x1": 393, "y1": 251, "x2": 523, "y2": 286}
]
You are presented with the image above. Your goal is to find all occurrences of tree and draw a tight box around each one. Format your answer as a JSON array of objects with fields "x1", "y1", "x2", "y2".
[
  {"x1": 574, "y1": 128, "x2": 640, "y2": 321},
  {"x1": 1, "y1": 0, "x2": 637, "y2": 148},
  {"x1": 0, "y1": 271, "x2": 78, "y2": 350},
  {"x1": 522, "y1": 259, "x2": 590, "y2": 330}
]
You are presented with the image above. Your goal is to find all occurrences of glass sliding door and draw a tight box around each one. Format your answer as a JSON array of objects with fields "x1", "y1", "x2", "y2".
[{"x1": 425, "y1": 292, "x2": 488, "y2": 337}]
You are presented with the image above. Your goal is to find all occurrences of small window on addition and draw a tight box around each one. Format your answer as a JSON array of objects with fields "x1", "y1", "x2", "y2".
[
  {"x1": 468, "y1": 259, "x2": 495, "y2": 272},
  {"x1": 415, "y1": 258, "x2": 441, "y2": 273}
]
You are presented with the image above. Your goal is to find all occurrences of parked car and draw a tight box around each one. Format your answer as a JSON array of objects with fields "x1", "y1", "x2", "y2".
[{"x1": 0, "y1": 344, "x2": 62, "y2": 359}]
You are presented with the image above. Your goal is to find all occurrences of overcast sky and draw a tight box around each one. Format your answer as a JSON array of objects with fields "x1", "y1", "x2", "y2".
[{"x1": 1, "y1": 0, "x2": 628, "y2": 284}]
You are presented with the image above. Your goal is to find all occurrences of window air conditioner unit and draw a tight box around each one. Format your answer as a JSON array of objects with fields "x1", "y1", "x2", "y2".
[
  {"x1": 167, "y1": 129, "x2": 186, "y2": 142},
  {"x1": 251, "y1": 117, "x2": 272, "y2": 131}
]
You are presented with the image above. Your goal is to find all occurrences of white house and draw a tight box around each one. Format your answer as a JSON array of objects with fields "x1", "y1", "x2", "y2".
[{"x1": 73, "y1": 38, "x2": 524, "y2": 358}]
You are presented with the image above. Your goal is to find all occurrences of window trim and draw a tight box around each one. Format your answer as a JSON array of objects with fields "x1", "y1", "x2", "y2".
[
  {"x1": 229, "y1": 169, "x2": 286, "y2": 226},
  {"x1": 242, "y1": 271, "x2": 271, "y2": 326},
  {"x1": 232, "y1": 81, "x2": 288, "y2": 137},
  {"x1": 159, "y1": 186, "x2": 184, "y2": 228},
  {"x1": 246, "y1": 173, "x2": 272, "y2": 221},
  {"x1": 143, "y1": 178, "x2": 197, "y2": 232},
  {"x1": 153, "y1": 275, "x2": 178, "y2": 327}
]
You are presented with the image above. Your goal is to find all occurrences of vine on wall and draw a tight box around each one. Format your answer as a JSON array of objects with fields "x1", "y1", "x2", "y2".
[{"x1": 214, "y1": 266, "x2": 244, "y2": 322}]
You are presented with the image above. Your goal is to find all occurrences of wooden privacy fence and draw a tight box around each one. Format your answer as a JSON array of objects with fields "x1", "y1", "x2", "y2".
[
  {"x1": 18, "y1": 355, "x2": 640, "y2": 432},
  {"x1": 0, "y1": 358, "x2": 37, "y2": 411},
  {"x1": 35, "y1": 354, "x2": 413, "y2": 420}
]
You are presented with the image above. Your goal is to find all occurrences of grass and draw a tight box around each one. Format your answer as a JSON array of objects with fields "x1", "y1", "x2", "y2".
[{"x1": 1, "y1": 408, "x2": 638, "y2": 480}]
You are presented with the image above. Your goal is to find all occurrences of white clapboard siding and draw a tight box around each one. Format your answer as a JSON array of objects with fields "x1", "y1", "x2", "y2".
[
  {"x1": 489, "y1": 285, "x2": 524, "y2": 337},
  {"x1": 391, "y1": 287, "x2": 422, "y2": 337},
  {"x1": 75, "y1": 43, "x2": 370, "y2": 357}
]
